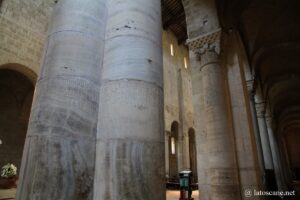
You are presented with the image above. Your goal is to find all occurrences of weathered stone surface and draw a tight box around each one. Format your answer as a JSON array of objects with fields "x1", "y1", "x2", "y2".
[
  {"x1": 187, "y1": 46, "x2": 240, "y2": 199},
  {"x1": 225, "y1": 31, "x2": 263, "y2": 197},
  {"x1": 95, "y1": 139, "x2": 164, "y2": 200},
  {"x1": 182, "y1": 0, "x2": 219, "y2": 39},
  {"x1": 162, "y1": 30, "x2": 194, "y2": 176},
  {"x1": 0, "y1": 0, "x2": 54, "y2": 73},
  {"x1": 184, "y1": 0, "x2": 241, "y2": 198},
  {"x1": 17, "y1": 136, "x2": 95, "y2": 199},
  {"x1": 201, "y1": 50, "x2": 240, "y2": 199},
  {"x1": 93, "y1": 0, "x2": 165, "y2": 199},
  {"x1": 94, "y1": 81, "x2": 165, "y2": 199},
  {"x1": 16, "y1": 0, "x2": 107, "y2": 199}
]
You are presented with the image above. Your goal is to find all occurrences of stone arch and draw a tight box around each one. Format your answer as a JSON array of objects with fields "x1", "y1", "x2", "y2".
[
  {"x1": 0, "y1": 63, "x2": 37, "y2": 85},
  {"x1": 0, "y1": 64, "x2": 36, "y2": 171}
]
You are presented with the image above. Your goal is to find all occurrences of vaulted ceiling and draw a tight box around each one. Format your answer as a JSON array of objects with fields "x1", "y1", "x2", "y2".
[{"x1": 219, "y1": 0, "x2": 300, "y2": 171}]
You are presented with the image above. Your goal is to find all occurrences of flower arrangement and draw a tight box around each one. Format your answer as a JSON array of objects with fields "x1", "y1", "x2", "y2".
[{"x1": 1, "y1": 163, "x2": 17, "y2": 178}]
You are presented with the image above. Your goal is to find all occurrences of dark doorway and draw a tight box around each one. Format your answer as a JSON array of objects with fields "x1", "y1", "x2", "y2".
[{"x1": 0, "y1": 69, "x2": 34, "y2": 171}]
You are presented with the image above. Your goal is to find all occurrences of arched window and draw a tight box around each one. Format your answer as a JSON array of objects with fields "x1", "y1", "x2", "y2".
[{"x1": 171, "y1": 137, "x2": 176, "y2": 155}]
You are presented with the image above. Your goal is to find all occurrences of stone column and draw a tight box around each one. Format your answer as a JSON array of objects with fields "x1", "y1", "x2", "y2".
[
  {"x1": 255, "y1": 98, "x2": 280, "y2": 191},
  {"x1": 224, "y1": 30, "x2": 263, "y2": 197},
  {"x1": 255, "y1": 101, "x2": 274, "y2": 171},
  {"x1": 182, "y1": 0, "x2": 241, "y2": 197},
  {"x1": 16, "y1": 0, "x2": 107, "y2": 199},
  {"x1": 247, "y1": 85, "x2": 265, "y2": 174},
  {"x1": 188, "y1": 47, "x2": 206, "y2": 190},
  {"x1": 177, "y1": 68, "x2": 190, "y2": 171},
  {"x1": 265, "y1": 115, "x2": 285, "y2": 190},
  {"x1": 187, "y1": 30, "x2": 240, "y2": 200},
  {"x1": 93, "y1": 0, "x2": 164, "y2": 199}
]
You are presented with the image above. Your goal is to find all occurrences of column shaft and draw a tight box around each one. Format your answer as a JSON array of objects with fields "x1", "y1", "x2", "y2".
[
  {"x1": 177, "y1": 68, "x2": 190, "y2": 171},
  {"x1": 266, "y1": 117, "x2": 285, "y2": 190},
  {"x1": 257, "y1": 115, "x2": 274, "y2": 170},
  {"x1": 255, "y1": 89, "x2": 274, "y2": 171},
  {"x1": 16, "y1": 0, "x2": 107, "y2": 199},
  {"x1": 93, "y1": 0, "x2": 164, "y2": 199},
  {"x1": 249, "y1": 94, "x2": 265, "y2": 173},
  {"x1": 200, "y1": 50, "x2": 240, "y2": 200},
  {"x1": 189, "y1": 48, "x2": 208, "y2": 196}
]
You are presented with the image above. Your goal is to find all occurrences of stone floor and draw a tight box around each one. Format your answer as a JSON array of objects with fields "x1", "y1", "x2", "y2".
[
  {"x1": 166, "y1": 190, "x2": 199, "y2": 200},
  {"x1": 0, "y1": 189, "x2": 199, "y2": 200},
  {"x1": 0, "y1": 188, "x2": 15, "y2": 199}
]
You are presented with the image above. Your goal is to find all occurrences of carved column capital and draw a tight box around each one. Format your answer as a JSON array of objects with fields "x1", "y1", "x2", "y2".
[
  {"x1": 255, "y1": 102, "x2": 266, "y2": 118},
  {"x1": 186, "y1": 28, "x2": 222, "y2": 61}
]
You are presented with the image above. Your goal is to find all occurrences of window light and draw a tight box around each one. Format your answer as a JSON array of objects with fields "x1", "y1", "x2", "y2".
[
  {"x1": 184, "y1": 57, "x2": 188, "y2": 69},
  {"x1": 170, "y1": 44, "x2": 174, "y2": 56},
  {"x1": 171, "y1": 137, "x2": 176, "y2": 155}
]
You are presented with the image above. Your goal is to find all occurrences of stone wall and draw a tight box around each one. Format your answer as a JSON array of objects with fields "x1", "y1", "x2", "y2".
[
  {"x1": 0, "y1": 0, "x2": 55, "y2": 74},
  {"x1": 163, "y1": 30, "x2": 194, "y2": 132},
  {"x1": 0, "y1": 0, "x2": 54, "y2": 172},
  {"x1": 163, "y1": 30, "x2": 194, "y2": 175}
]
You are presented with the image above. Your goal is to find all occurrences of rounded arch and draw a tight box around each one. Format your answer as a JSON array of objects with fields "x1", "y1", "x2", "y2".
[
  {"x1": 0, "y1": 68, "x2": 35, "y2": 171},
  {"x1": 0, "y1": 63, "x2": 37, "y2": 85}
]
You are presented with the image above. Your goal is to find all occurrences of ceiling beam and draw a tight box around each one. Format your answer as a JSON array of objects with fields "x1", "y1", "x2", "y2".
[{"x1": 163, "y1": 11, "x2": 185, "y2": 29}]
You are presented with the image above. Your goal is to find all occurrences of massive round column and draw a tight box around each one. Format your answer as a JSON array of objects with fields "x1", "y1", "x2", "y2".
[
  {"x1": 16, "y1": 0, "x2": 107, "y2": 199},
  {"x1": 201, "y1": 49, "x2": 240, "y2": 200},
  {"x1": 93, "y1": 0, "x2": 164, "y2": 199},
  {"x1": 183, "y1": 0, "x2": 240, "y2": 199}
]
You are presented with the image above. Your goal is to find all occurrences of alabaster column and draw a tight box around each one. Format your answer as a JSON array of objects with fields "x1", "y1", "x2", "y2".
[
  {"x1": 16, "y1": 0, "x2": 107, "y2": 199},
  {"x1": 93, "y1": 0, "x2": 164, "y2": 199}
]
